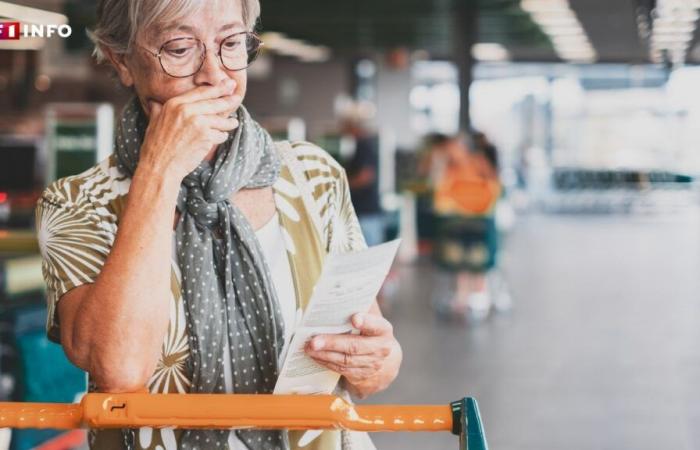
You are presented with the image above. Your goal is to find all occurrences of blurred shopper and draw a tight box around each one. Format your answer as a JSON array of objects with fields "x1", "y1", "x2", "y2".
[
  {"x1": 418, "y1": 133, "x2": 450, "y2": 189},
  {"x1": 344, "y1": 118, "x2": 384, "y2": 246},
  {"x1": 473, "y1": 131, "x2": 499, "y2": 175},
  {"x1": 342, "y1": 113, "x2": 401, "y2": 315},
  {"x1": 34, "y1": 1, "x2": 401, "y2": 449},
  {"x1": 429, "y1": 133, "x2": 502, "y2": 320}
]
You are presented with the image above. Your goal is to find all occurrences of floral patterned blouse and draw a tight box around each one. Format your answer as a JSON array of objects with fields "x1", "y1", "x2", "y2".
[{"x1": 36, "y1": 141, "x2": 375, "y2": 450}]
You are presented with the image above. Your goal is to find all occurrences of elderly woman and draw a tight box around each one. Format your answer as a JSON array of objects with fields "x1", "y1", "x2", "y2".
[{"x1": 35, "y1": 0, "x2": 402, "y2": 449}]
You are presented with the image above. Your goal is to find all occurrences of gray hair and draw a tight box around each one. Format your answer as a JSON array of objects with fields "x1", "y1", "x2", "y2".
[{"x1": 87, "y1": 0, "x2": 261, "y2": 63}]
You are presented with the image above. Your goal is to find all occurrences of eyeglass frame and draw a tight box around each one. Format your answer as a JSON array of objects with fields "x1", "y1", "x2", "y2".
[{"x1": 138, "y1": 31, "x2": 264, "y2": 78}]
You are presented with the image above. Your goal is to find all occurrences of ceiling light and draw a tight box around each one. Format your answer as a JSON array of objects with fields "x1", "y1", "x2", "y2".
[
  {"x1": 0, "y1": 1, "x2": 68, "y2": 25},
  {"x1": 471, "y1": 43, "x2": 510, "y2": 62},
  {"x1": 647, "y1": 0, "x2": 700, "y2": 65},
  {"x1": 542, "y1": 27, "x2": 586, "y2": 36},
  {"x1": 521, "y1": 0, "x2": 570, "y2": 13},
  {"x1": 534, "y1": 16, "x2": 580, "y2": 27},
  {"x1": 521, "y1": 0, "x2": 597, "y2": 63},
  {"x1": 551, "y1": 34, "x2": 589, "y2": 43},
  {"x1": 260, "y1": 31, "x2": 332, "y2": 63},
  {"x1": 651, "y1": 34, "x2": 693, "y2": 44},
  {"x1": 653, "y1": 24, "x2": 696, "y2": 34}
]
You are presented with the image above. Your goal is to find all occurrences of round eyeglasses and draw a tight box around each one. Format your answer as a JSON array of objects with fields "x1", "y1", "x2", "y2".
[{"x1": 140, "y1": 31, "x2": 263, "y2": 78}]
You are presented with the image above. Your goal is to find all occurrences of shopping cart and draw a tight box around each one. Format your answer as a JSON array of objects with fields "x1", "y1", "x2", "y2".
[{"x1": 0, "y1": 393, "x2": 488, "y2": 449}]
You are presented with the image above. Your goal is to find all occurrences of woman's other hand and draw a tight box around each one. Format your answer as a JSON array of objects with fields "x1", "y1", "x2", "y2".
[
  {"x1": 305, "y1": 307, "x2": 402, "y2": 399},
  {"x1": 138, "y1": 79, "x2": 242, "y2": 181}
]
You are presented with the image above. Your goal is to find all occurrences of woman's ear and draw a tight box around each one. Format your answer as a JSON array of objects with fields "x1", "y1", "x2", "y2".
[{"x1": 104, "y1": 47, "x2": 135, "y2": 87}]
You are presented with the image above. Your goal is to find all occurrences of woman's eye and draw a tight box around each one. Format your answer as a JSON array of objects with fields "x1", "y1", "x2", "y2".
[
  {"x1": 166, "y1": 47, "x2": 194, "y2": 57},
  {"x1": 223, "y1": 41, "x2": 240, "y2": 50}
]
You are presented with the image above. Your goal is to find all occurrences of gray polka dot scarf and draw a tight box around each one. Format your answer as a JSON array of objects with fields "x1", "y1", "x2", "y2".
[{"x1": 114, "y1": 96, "x2": 287, "y2": 450}]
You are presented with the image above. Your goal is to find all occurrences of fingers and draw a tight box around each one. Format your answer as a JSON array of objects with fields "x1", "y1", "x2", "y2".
[
  {"x1": 170, "y1": 78, "x2": 236, "y2": 105},
  {"x1": 185, "y1": 94, "x2": 242, "y2": 117},
  {"x1": 206, "y1": 129, "x2": 230, "y2": 145},
  {"x1": 312, "y1": 358, "x2": 374, "y2": 379},
  {"x1": 153, "y1": 101, "x2": 238, "y2": 135},
  {"x1": 352, "y1": 313, "x2": 393, "y2": 337},
  {"x1": 148, "y1": 100, "x2": 163, "y2": 121},
  {"x1": 307, "y1": 334, "x2": 392, "y2": 358},
  {"x1": 202, "y1": 115, "x2": 239, "y2": 132},
  {"x1": 150, "y1": 78, "x2": 242, "y2": 127},
  {"x1": 160, "y1": 85, "x2": 241, "y2": 132},
  {"x1": 307, "y1": 349, "x2": 379, "y2": 370}
]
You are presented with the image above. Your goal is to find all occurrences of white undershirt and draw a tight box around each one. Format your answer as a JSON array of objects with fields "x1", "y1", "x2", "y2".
[{"x1": 223, "y1": 212, "x2": 297, "y2": 449}]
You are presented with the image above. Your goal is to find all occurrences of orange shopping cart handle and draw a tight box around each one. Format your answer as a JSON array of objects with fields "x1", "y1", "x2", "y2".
[{"x1": 0, "y1": 394, "x2": 488, "y2": 450}]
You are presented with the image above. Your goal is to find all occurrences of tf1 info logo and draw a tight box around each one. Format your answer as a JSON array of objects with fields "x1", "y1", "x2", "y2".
[{"x1": 0, "y1": 21, "x2": 72, "y2": 40}]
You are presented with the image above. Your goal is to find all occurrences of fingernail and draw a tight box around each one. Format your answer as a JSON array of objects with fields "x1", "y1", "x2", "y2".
[
  {"x1": 354, "y1": 314, "x2": 364, "y2": 327},
  {"x1": 312, "y1": 338, "x2": 324, "y2": 350}
]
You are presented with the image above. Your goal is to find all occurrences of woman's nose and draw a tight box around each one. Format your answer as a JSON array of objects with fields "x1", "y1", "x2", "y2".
[{"x1": 193, "y1": 46, "x2": 231, "y2": 87}]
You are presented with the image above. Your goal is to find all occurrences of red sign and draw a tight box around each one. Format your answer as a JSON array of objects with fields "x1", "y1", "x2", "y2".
[{"x1": 0, "y1": 22, "x2": 20, "y2": 40}]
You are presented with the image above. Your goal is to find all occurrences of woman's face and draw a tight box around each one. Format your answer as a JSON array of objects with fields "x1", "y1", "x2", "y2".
[{"x1": 112, "y1": 0, "x2": 247, "y2": 118}]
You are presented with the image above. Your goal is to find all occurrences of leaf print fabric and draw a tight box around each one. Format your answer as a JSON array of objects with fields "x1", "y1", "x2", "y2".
[{"x1": 35, "y1": 141, "x2": 371, "y2": 450}]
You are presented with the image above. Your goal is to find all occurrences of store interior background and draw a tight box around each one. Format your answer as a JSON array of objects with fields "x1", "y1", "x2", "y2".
[{"x1": 2, "y1": 0, "x2": 700, "y2": 449}]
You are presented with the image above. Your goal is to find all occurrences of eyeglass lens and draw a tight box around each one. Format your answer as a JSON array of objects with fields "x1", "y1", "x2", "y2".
[{"x1": 158, "y1": 33, "x2": 260, "y2": 77}]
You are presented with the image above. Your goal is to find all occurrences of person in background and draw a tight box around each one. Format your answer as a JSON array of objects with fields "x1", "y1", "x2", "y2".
[
  {"x1": 418, "y1": 133, "x2": 450, "y2": 189},
  {"x1": 473, "y1": 131, "x2": 499, "y2": 175},
  {"x1": 344, "y1": 118, "x2": 384, "y2": 247},
  {"x1": 430, "y1": 132, "x2": 502, "y2": 320},
  {"x1": 342, "y1": 117, "x2": 401, "y2": 313}
]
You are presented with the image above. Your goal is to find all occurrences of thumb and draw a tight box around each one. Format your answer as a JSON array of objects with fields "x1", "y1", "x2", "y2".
[
  {"x1": 352, "y1": 313, "x2": 392, "y2": 337},
  {"x1": 148, "y1": 100, "x2": 163, "y2": 122}
]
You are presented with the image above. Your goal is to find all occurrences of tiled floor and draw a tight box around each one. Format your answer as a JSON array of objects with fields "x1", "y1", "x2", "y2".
[{"x1": 369, "y1": 212, "x2": 700, "y2": 450}]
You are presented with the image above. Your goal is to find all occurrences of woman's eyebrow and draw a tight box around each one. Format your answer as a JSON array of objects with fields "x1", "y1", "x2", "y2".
[
  {"x1": 218, "y1": 22, "x2": 245, "y2": 32},
  {"x1": 156, "y1": 24, "x2": 196, "y2": 35},
  {"x1": 155, "y1": 22, "x2": 244, "y2": 37}
]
